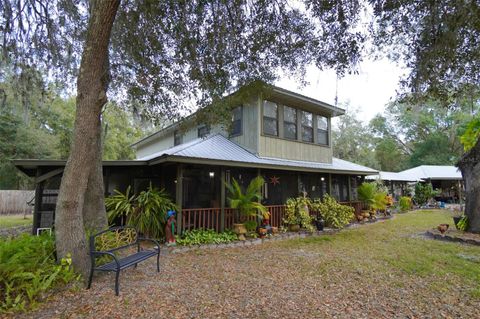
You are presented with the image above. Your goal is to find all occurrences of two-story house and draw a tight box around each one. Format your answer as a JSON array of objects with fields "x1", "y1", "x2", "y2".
[{"x1": 14, "y1": 84, "x2": 376, "y2": 234}]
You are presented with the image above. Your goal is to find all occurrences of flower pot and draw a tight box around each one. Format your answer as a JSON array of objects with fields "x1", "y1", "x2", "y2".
[
  {"x1": 233, "y1": 223, "x2": 247, "y2": 240},
  {"x1": 288, "y1": 224, "x2": 300, "y2": 232},
  {"x1": 258, "y1": 228, "x2": 268, "y2": 238},
  {"x1": 453, "y1": 217, "x2": 462, "y2": 229},
  {"x1": 314, "y1": 219, "x2": 325, "y2": 231}
]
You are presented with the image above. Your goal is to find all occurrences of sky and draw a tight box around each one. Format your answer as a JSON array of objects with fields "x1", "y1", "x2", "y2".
[{"x1": 276, "y1": 57, "x2": 407, "y2": 125}]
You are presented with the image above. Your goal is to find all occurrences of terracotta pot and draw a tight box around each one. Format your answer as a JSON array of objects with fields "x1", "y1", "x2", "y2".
[
  {"x1": 258, "y1": 228, "x2": 268, "y2": 238},
  {"x1": 288, "y1": 224, "x2": 300, "y2": 232}
]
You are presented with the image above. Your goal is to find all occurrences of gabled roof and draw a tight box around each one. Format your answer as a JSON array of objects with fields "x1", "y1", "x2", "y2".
[
  {"x1": 366, "y1": 165, "x2": 463, "y2": 182},
  {"x1": 141, "y1": 134, "x2": 377, "y2": 175}
]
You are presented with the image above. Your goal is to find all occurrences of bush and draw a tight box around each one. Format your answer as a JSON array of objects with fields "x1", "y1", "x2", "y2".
[
  {"x1": 0, "y1": 234, "x2": 78, "y2": 313},
  {"x1": 399, "y1": 196, "x2": 412, "y2": 212},
  {"x1": 284, "y1": 197, "x2": 314, "y2": 232},
  {"x1": 106, "y1": 184, "x2": 178, "y2": 239},
  {"x1": 312, "y1": 194, "x2": 355, "y2": 229},
  {"x1": 244, "y1": 220, "x2": 258, "y2": 232},
  {"x1": 414, "y1": 183, "x2": 439, "y2": 206},
  {"x1": 176, "y1": 229, "x2": 237, "y2": 246}
]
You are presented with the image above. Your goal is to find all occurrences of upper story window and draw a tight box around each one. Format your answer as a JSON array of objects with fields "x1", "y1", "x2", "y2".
[
  {"x1": 198, "y1": 125, "x2": 210, "y2": 138},
  {"x1": 283, "y1": 106, "x2": 297, "y2": 140},
  {"x1": 263, "y1": 101, "x2": 278, "y2": 136},
  {"x1": 317, "y1": 116, "x2": 329, "y2": 145},
  {"x1": 301, "y1": 111, "x2": 313, "y2": 142},
  {"x1": 174, "y1": 130, "x2": 183, "y2": 146},
  {"x1": 231, "y1": 106, "x2": 242, "y2": 136}
]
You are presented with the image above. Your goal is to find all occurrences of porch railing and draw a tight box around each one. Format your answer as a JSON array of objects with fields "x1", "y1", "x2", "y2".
[{"x1": 181, "y1": 201, "x2": 363, "y2": 233}]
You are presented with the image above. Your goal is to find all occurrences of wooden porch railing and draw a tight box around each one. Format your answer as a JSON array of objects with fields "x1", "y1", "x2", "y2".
[{"x1": 181, "y1": 201, "x2": 363, "y2": 233}]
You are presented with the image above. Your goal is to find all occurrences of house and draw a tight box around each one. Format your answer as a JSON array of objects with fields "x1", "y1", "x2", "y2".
[
  {"x1": 14, "y1": 84, "x2": 377, "y2": 234},
  {"x1": 366, "y1": 165, "x2": 464, "y2": 203}
]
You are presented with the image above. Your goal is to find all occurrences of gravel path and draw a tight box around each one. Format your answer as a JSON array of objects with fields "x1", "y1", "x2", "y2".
[{"x1": 13, "y1": 213, "x2": 480, "y2": 319}]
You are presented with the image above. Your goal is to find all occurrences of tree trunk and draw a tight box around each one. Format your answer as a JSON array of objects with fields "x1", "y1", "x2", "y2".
[
  {"x1": 82, "y1": 116, "x2": 108, "y2": 232},
  {"x1": 458, "y1": 137, "x2": 480, "y2": 233},
  {"x1": 55, "y1": 0, "x2": 120, "y2": 279}
]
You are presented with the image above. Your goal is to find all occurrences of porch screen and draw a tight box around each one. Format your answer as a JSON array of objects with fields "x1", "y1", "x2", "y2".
[{"x1": 331, "y1": 175, "x2": 349, "y2": 202}]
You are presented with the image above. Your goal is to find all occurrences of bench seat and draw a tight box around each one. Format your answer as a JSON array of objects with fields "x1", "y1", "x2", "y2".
[{"x1": 96, "y1": 249, "x2": 158, "y2": 271}]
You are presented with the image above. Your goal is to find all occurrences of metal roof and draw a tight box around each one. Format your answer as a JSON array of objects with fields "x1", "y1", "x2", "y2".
[
  {"x1": 141, "y1": 134, "x2": 377, "y2": 174},
  {"x1": 366, "y1": 165, "x2": 463, "y2": 182}
]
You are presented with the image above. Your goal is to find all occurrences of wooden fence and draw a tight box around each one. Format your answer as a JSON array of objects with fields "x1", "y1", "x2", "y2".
[
  {"x1": 0, "y1": 190, "x2": 35, "y2": 215},
  {"x1": 181, "y1": 201, "x2": 364, "y2": 233}
]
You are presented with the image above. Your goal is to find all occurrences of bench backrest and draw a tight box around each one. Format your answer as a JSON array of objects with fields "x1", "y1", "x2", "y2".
[{"x1": 89, "y1": 226, "x2": 138, "y2": 254}]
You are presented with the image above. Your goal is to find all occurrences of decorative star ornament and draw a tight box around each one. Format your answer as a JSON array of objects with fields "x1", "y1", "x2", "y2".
[{"x1": 269, "y1": 176, "x2": 280, "y2": 186}]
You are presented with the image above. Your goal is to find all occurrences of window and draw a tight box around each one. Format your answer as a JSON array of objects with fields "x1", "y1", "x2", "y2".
[
  {"x1": 174, "y1": 130, "x2": 182, "y2": 146},
  {"x1": 198, "y1": 125, "x2": 210, "y2": 138},
  {"x1": 283, "y1": 106, "x2": 297, "y2": 140},
  {"x1": 317, "y1": 116, "x2": 329, "y2": 145},
  {"x1": 301, "y1": 111, "x2": 313, "y2": 142},
  {"x1": 263, "y1": 101, "x2": 278, "y2": 136},
  {"x1": 230, "y1": 106, "x2": 242, "y2": 136}
]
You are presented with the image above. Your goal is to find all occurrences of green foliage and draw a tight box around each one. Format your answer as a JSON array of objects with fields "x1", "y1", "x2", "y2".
[
  {"x1": 244, "y1": 220, "x2": 258, "y2": 232},
  {"x1": 284, "y1": 197, "x2": 314, "y2": 232},
  {"x1": 225, "y1": 176, "x2": 268, "y2": 222},
  {"x1": 456, "y1": 216, "x2": 469, "y2": 232},
  {"x1": 176, "y1": 229, "x2": 237, "y2": 246},
  {"x1": 357, "y1": 182, "x2": 377, "y2": 208},
  {"x1": 399, "y1": 196, "x2": 412, "y2": 212},
  {"x1": 88, "y1": 228, "x2": 136, "y2": 266},
  {"x1": 414, "y1": 183, "x2": 439, "y2": 206},
  {"x1": 106, "y1": 185, "x2": 178, "y2": 239},
  {"x1": 311, "y1": 194, "x2": 354, "y2": 229},
  {"x1": 0, "y1": 234, "x2": 78, "y2": 313},
  {"x1": 461, "y1": 118, "x2": 480, "y2": 152},
  {"x1": 371, "y1": 191, "x2": 388, "y2": 211}
]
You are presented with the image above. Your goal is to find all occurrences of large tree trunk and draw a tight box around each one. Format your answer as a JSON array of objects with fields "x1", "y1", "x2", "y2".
[
  {"x1": 458, "y1": 137, "x2": 480, "y2": 233},
  {"x1": 55, "y1": 0, "x2": 120, "y2": 279},
  {"x1": 82, "y1": 117, "x2": 108, "y2": 232}
]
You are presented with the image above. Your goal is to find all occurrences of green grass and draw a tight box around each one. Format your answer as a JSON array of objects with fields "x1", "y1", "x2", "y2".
[
  {"x1": 278, "y1": 210, "x2": 480, "y2": 298},
  {"x1": 0, "y1": 214, "x2": 33, "y2": 228}
]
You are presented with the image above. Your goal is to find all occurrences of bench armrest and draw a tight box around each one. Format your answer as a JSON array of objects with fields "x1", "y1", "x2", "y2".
[
  {"x1": 91, "y1": 251, "x2": 121, "y2": 269},
  {"x1": 138, "y1": 237, "x2": 161, "y2": 251}
]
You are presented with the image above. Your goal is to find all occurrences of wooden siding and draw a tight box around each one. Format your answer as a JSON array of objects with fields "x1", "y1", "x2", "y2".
[{"x1": 258, "y1": 135, "x2": 332, "y2": 162}]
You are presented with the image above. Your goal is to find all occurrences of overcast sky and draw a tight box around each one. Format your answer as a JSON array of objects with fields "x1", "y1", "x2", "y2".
[{"x1": 276, "y1": 57, "x2": 407, "y2": 125}]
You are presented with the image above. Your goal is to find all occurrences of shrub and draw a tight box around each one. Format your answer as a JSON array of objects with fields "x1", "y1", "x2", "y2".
[
  {"x1": 312, "y1": 194, "x2": 355, "y2": 229},
  {"x1": 414, "y1": 183, "x2": 439, "y2": 206},
  {"x1": 284, "y1": 196, "x2": 314, "y2": 232},
  {"x1": 106, "y1": 184, "x2": 178, "y2": 239},
  {"x1": 244, "y1": 220, "x2": 258, "y2": 232},
  {"x1": 176, "y1": 229, "x2": 237, "y2": 246},
  {"x1": 0, "y1": 234, "x2": 78, "y2": 313},
  {"x1": 399, "y1": 196, "x2": 412, "y2": 212},
  {"x1": 357, "y1": 182, "x2": 377, "y2": 208}
]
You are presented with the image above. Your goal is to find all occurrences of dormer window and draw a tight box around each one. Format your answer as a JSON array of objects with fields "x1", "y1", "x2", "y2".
[
  {"x1": 231, "y1": 106, "x2": 242, "y2": 136},
  {"x1": 198, "y1": 125, "x2": 210, "y2": 138},
  {"x1": 174, "y1": 130, "x2": 183, "y2": 146},
  {"x1": 263, "y1": 101, "x2": 278, "y2": 136},
  {"x1": 301, "y1": 111, "x2": 313, "y2": 142},
  {"x1": 283, "y1": 106, "x2": 297, "y2": 140},
  {"x1": 317, "y1": 116, "x2": 329, "y2": 145}
]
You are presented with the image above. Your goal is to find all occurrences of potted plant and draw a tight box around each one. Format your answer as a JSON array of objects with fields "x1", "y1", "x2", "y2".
[
  {"x1": 357, "y1": 182, "x2": 377, "y2": 218},
  {"x1": 225, "y1": 176, "x2": 268, "y2": 240},
  {"x1": 451, "y1": 207, "x2": 464, "y2": 229}
]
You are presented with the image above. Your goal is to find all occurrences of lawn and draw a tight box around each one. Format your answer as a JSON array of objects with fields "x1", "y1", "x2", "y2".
[
  {"x1": 15, "y1": 210, "x2": 480, "y2": 318},
  {"x1": 0, "y1": 214, "x2": 33, "y2": 228}
]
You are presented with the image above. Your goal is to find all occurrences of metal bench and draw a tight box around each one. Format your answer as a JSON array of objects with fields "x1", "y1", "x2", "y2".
[{"x1": 87, "y1": 226, "x2": 160, "y2": 295}]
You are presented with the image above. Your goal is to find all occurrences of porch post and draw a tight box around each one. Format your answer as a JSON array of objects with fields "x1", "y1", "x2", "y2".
[
  {"x1": 32, "y1": 169, "x2": 43, "y2": 235},
  {"x1": 347, "y1": 176, "x2": 352, "y2": 201},
  {"x1": 176, "y1": 164, "x2": 183, "y2": 234},
  {"x1": 328, "y1": 173, "x2": 332, "y2": 195},
  {"x1": 220, "y1": 167, "x2": 225, "y2": 232}
]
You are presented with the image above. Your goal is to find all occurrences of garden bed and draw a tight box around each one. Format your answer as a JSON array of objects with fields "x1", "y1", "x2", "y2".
[{"x1": 426, "y1": 228, "x2": 480, "y2": 246}]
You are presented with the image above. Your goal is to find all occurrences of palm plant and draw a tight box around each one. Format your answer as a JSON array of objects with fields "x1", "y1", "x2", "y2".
[
  {"x1": 225, "y1": 176, "x2": 268, "y2": 223},
  {"x1": 105, "y1": 184, "x2": 178, "y2": 239},
  {"x1": 357, "y1": 182, "x2": 377, "y2": 209}
]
